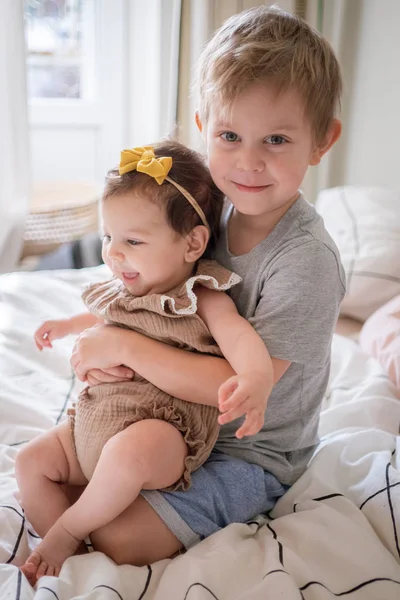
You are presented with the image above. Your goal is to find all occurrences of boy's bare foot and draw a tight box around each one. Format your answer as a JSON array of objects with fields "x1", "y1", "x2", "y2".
[{"x1": 20, "y1": 520, "x2": 82, "y2": 585}]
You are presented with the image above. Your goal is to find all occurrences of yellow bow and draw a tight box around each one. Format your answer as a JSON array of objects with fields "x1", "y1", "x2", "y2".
[
  {"x1": 118, "y1": 145, "x2": 211, "y2": 233},
  {"x1": 119, "y1": 146, "x2": 172, "y2": 184}
]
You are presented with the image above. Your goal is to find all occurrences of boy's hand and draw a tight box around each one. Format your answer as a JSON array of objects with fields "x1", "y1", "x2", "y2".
[
  {"x1": 218, "y1": 372, "x2": 272, "y2": 439},
  {"x1": 71, "y1": 324, "x2": 130, "y2": 381},
  {"x1": 85, "y1": 366, "x2": 134, "y2": 387},
  {"x1": 34, "y1": 319, "x2": 71, "y2": 351}
]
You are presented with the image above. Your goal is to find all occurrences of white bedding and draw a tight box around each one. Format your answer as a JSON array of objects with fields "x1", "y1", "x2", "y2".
[{"x1": 0, "y1": 265, "x2": 399, "y2": 599}]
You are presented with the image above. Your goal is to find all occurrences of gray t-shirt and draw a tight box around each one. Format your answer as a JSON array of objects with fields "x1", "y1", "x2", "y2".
[{"x1": 214, "y1": 194, "x2": 346, "y2": 485}]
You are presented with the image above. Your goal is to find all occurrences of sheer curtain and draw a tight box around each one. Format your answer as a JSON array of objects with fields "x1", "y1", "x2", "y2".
[
  {"x1": 0, "y1": 0, "x2": 30, "y2": 273},
  {"x1": 128, "y1": 0, "x2": 183, "y2": 145},
  {"x1": 303, "y1": 0, "x2": 360, "y2": 201}
]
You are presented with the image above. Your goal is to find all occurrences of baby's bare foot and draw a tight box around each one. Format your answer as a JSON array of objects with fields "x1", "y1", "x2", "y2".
[
  {"x1": 20, "y1": 520, "x2": 82, "y2": 585},
  {"x1": 20, "y1": 551, "x2": 41, "y2": 585}
]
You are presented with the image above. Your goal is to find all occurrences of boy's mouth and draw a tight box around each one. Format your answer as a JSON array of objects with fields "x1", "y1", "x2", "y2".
[{"x1": 233, "y1": 182, "x2": 271, "y2": 193}]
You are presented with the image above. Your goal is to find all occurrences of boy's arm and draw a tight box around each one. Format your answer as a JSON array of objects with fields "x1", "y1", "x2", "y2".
[
  {"x1": 197, "y1": 287, "x2": 273, "y2": 383},
  {"x1": 71, "y1": 323, "x2": 235, "y2": 406},
  {"x1": 71, "y1": 291, "x2": 291, "y2": 408},
  {"x1": 197, "y1": 287, "x2": 288, "y2": 438}
]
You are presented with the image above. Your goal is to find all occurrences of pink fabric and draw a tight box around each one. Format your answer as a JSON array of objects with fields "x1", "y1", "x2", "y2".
[{"x1": 359, "y1": 295, "x2": 400, "y2": 393}]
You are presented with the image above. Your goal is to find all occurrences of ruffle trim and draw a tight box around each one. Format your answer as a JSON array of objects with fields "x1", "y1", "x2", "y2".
[
  {"x1": 160, "y1": 271, "x2": 242, "y2": 316},
  {"x1": 82, "y1": 277, "x2": 125, "y2": 315}
]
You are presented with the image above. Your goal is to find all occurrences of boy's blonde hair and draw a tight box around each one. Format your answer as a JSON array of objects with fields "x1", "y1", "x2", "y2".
[{"x1": 195, "y1": 5, "x2": 342, "y2": 146}]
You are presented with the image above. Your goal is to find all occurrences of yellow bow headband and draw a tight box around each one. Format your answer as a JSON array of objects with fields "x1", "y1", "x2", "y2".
[{"x1": 119, "y1": 146, "x2": 210, "y2": 233}]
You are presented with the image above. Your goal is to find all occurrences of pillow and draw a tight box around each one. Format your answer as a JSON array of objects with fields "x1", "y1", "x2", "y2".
[
  {"x1": 359, "y1": 295, "x2": 400, "y2": 393},
  {"x1": 316, "y1": 186, "x2": 400, "y2": 321}
]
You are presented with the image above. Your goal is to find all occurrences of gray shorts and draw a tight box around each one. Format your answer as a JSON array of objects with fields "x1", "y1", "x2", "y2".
[{"x1": 141, "y1": 450, "x2": 287, "y2": 549}]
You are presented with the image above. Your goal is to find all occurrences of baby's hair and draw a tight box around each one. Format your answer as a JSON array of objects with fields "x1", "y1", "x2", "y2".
[
  {"x1": 195, "y1": 5, "x2": 342, "y2": 146},
  {"x1": 103, "y1": 140, "x2": 224, "y2": 255}
]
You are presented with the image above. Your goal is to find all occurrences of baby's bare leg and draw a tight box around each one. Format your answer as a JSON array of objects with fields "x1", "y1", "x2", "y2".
[
  {"x1": 59, "y1": 419, "x2": 187, "y2": 541},
  {"x1": 19, "y1": 419, "x2": 187, "y2": 583},
  {"x1": 15, "y1": 421, "x2": 87, "y2": 537},
  {"x1": 15, "y1": 421, "x2": 87, "y2": 582}
]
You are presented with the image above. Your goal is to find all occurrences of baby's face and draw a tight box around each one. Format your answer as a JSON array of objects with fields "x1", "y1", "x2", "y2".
[{"x1": 101, "y1": 194, "x2": 191, "y2": 296}]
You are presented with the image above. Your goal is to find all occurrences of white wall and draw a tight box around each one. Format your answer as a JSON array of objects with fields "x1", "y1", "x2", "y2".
[{"x1": 331, "y1": 0, "x2": 400, "y2": 192}]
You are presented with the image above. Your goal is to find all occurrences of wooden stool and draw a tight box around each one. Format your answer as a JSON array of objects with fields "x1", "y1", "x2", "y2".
[{"x1": 22, "y1": 181, "x2": 101, "y2": 258}]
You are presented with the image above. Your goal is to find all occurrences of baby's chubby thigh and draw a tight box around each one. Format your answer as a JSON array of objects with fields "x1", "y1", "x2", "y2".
[
  {"x1": 15, "y1": 420, "x2": 87, "y2": 492},
  {"x1": 73, "y1": 381, "x2": 136, "y2": 480},
  {"x1": 73, "y1": 379, "x2": 185, "y2": 483},
  {"x1": 104, "y1": 419, "x2": 188, "y2": 490}
]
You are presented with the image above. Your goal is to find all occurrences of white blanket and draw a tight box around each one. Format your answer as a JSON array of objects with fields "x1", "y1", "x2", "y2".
[{"x1": 0, "y1": 266, "x2": 399, "y2": 599}]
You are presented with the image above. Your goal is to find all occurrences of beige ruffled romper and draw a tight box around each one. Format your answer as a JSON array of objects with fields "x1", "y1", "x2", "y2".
[{"x1": 70, "y1": 259, "x2": 241, "y2": 491}]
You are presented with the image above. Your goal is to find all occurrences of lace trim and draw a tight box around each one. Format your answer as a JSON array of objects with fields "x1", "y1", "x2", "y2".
[{"x1": 160, "y1": 272, "x2": 242, "y2": 315}]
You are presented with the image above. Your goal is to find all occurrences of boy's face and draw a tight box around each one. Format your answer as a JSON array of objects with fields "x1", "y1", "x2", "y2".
[{"x1": 203, "y1": 82, "x2": 331, "y2": 221}]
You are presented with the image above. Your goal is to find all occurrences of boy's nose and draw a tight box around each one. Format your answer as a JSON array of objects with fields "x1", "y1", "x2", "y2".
[{"x1": 236, "y1": 149, "x2": 264, "y2": 172}]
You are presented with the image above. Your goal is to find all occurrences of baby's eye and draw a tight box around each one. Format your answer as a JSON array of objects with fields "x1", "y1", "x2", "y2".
[
  {"x1": 265, "y1": 135, "x2": 286, "y2": 145},
  {"x1": 221, "y1": 131, "x2": 239, "y2": 142},
  {"x1": 127, "y1": 239, "x2": 141, "y2": 246},
  {"x1": 101, "y1": 234, "x2": 111, "y2": 243}
]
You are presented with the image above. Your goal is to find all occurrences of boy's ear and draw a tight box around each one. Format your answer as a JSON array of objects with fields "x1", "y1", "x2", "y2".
[
  {"x1": 184, "y1": 225, "x2": 209, "y2": 263},
  {"x1": 310, "y1": 119, "x2": 342, "y2": 166},
  {"x1": 195, "y1": 111, "x2": 203, "y2": 133}
]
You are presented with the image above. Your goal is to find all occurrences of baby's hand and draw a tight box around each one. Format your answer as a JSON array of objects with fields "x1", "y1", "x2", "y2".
[
  {"x1": 218, "y1": 372, "x2": 273, "y2": 439},
  {"x1": 34, "y1": 319, "x2": 71, "y2": 351}
]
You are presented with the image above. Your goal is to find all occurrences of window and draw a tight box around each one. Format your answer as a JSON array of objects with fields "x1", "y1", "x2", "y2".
[{"x1": 24, "y1": 0, "x2": 95, "y2": 101}]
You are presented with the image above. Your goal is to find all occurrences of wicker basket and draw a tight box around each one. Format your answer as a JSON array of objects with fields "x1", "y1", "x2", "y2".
[{"x1": 23, "y1": 181, "x2": 101, "y2": 258}]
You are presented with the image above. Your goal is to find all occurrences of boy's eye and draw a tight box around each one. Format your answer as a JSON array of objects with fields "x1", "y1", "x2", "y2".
[
  {"x1": 127, "y1": 239, "x2": 141, "y2": 246},
  {"x1": 221, "y1": 131, "x2": 239, "y2": 142},
  {"x1": 266, "y1": 135, "x2": 286, "y2": 145},
  {"x1": 101, "y1": 234, "x2": 111, "y2": 243}
]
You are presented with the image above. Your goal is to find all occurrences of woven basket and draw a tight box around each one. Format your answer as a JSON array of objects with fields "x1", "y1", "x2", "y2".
[{"x1": 23, "y1": 181, "x2": 100, "y2": 258}]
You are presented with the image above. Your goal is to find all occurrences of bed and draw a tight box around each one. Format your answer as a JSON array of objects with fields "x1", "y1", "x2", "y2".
[{"x1": 1, "y1": 264, "x2": 400, "y2": 599}]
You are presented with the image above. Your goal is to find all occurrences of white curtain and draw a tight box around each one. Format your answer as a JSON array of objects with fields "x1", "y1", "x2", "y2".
[
  {"x1": 128, "y1": 0, "x2": 183, "y2": 146},
  {"x1": 0, "y1": 0, "x2": 30, "y2": 273},
  {"x1": 303, "y1": 0, "x2": 361, "y2": 202}
]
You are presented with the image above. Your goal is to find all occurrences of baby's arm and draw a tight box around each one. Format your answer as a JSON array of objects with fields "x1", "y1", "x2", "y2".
[
  {"x1": 197, "y1": 287, "x2": 275, "y2": 438},
  {"x1": 34, "y1": 313, "x2": 101, "y2": 351}
]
